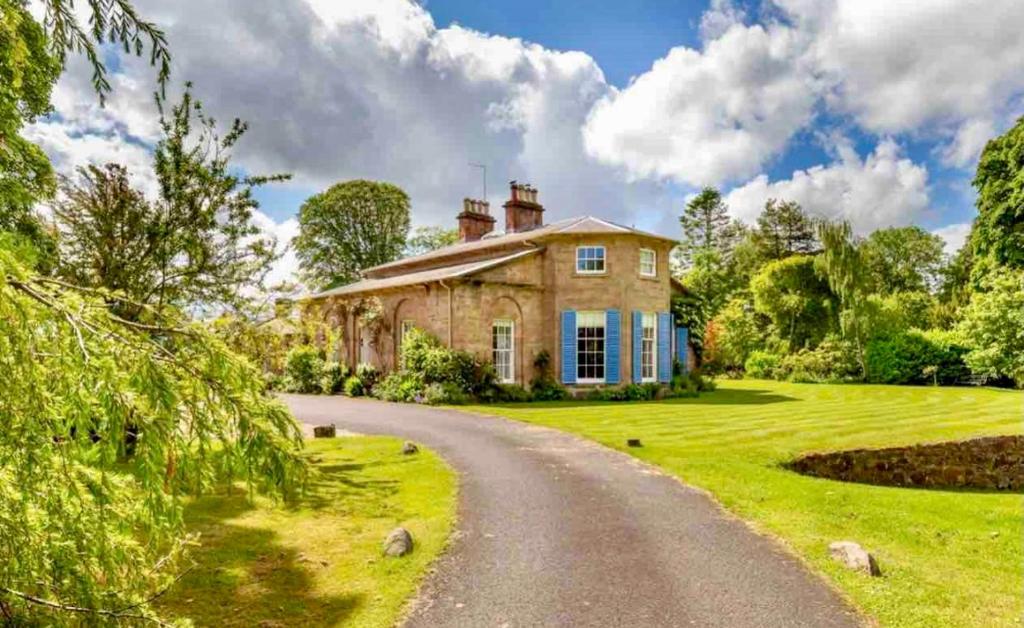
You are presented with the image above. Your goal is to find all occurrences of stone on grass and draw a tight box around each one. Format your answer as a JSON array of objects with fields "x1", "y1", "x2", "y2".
[
  {"x1": 383, "y1": 527, "x2": 414, "y2": 557},
  {"x1": 828, "y1": 541, "x2": 880, "y2": 576},
  {"x1": 313, "y1": 424, "x2": 336, "y2": 438},
  {"x1": 627, "y1": 438, "x2": 642, "y2": 448},
  {"x1": 402, "y1": 441, "x2": 419, "y2": 455}
]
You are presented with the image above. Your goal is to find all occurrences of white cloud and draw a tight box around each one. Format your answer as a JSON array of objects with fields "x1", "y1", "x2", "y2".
[
  {"x1": 778, "y1": 0, "x2": 1024, "y2": 135},
  {"x1": 251, "y1": 212, "x2": 301, "y2": 287},
  {"x1": 932, "y1": 222, "x2": 972, "y2": 255},
  {"x1": 582, "y1": 21, "x2": 817, "y2": 186},
  {"x1": 723, "y1": 138, "x2": 930, "y2": 233},
  {"x1": 940, "y1": 119, "x2": 996, "y2": 168}
]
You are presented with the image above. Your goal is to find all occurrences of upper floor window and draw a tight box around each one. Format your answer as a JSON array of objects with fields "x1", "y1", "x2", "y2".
[
  {"x1": 576, "y1": 246, "x2": 606, "y2": 274},
  {"x1": 639, "y1": 248, "x2": 656, "y2": 277}
]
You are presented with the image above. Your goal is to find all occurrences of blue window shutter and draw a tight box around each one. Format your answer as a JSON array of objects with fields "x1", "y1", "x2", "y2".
[
  {"x1": 606, "y1": 310, "x2": 621, "y2": 384},
  {"x1": 657, "y1": 312, "x2": 672, "y2": 383},
  {"x1": 675, "y1": 326, "x2": 689, "y2": 374},
  {"x1": 632, "y1": 311, "x2": 643, "y2": 383},
  {"x1": 561, "y1": 310, "x2": 577, "y2": 384}
]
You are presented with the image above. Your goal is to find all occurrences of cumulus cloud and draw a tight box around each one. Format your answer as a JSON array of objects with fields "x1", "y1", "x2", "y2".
[
  {"x1": 582, "y1": 21, "x2": 818, "y2": 186},
  {"x1": 723, "y1": 138, "x2": 929, "y2": 233},
  {"x1": 932, "y1": 222, "x2": 972, "y2": 255},
  {"x1": 778, "y1": 0, "x2": 1024, "y2": 136}
]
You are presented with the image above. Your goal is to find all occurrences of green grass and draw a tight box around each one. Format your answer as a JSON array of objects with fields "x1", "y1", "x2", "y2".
[
  {"x1": 158, "y1": 436, "x2": 456, "y2": 627},
  {"x1": 467, "y1": 380, "x2": 1023, "y2": 628}
]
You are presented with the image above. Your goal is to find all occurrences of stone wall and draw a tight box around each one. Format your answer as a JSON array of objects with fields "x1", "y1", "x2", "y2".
[{"x1": 786, "y1": 436, "x2": 1023, "y2": 491}]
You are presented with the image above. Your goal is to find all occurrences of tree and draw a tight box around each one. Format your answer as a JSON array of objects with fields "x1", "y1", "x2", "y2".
[
  {"x1": 0, "y1": 0, "x2": 170, "y2": 267},
  {"x1": 817, "y1": 221, "x2": 872, "y2": 377},
  {"x1": 294, "y1": 180, "x2": 411, "y2": 289},
  {"x1": 405, "y1": 225, "x2": 458, "y2": 257},
  {"x1": 860, "y1": 226, "x2": 945, "y2": 294},
  {"x1": 678, "y1": 187, "x2": 741, "y2": 266},
  {"x1": 972, "y1": 115, "x2": 1024, "y2": 273},
  {"x1": 957, "y1": 268, "x2": 1024, "y2": 387},
  {"x1": 752, "y1": 199, "x2": 816, "y2": 260},
  {"x1": 750, "y1": 255, "x2": 836, "y2": 349},
  {"x1": 52, "y1": 87, "x2": 289, "y2": 318},
  {"x1": 710, "y1": 297, "x2": 762, "y2": 371},
  {"x1": 0, "y1": 237, "x2": 307, "y2": 624}
]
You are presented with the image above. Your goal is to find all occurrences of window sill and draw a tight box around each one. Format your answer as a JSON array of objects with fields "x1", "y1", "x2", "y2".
[
  {"x1": 576, "y1": 378, "x2": 606, "y2": 385},
  {"x1": 574, "y1": 271, "x2": 607, "y2": 277}
]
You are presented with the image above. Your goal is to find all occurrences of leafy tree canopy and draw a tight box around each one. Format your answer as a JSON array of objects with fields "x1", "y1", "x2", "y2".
[
  {"x1": 53, "y1": 85, "x2": 288, "y2": 318},
  {"x1": 750, "y1": 255, "x2": 836, "y2": 349},
  {"x1": 860, "y1": 226, "x2": 945, "y2": 294},
  {"x1": 957, "y1": 267, "x2": 1024, "y2": 387},
  {"x1": 405, "y1": 225, "x2": 458, "y2": 257},
  {"x1": 0, "y1": 237, "x2": 306, "y2": 624},
  {"x1": 752, "y1": 199, "x2": 817, "y2": 260},
  {"x1": 294, "y1": 180, "x2": 411, "y2": 290},
  {"x1": 0, "y1": 0, "x2": 171, "y2": 267},
  {"x1": 972, "y1": 114, "x2": 1024, "y2": 272}
]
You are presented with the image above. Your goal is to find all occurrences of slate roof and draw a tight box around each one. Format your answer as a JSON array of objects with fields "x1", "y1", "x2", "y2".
[
  {"x1": 310, "y1": 248, "x2": 541, "y2": 299},
  {"x1": 363, "y1": 215, "x2": 675, "y2": 277}
]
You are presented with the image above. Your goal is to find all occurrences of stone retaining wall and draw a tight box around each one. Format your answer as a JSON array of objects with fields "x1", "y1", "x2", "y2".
[{"x1": 786, "y1": 435, "x2": 1023, "y2": 490}]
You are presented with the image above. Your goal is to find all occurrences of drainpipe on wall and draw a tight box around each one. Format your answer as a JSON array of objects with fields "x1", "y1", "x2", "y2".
[{"x1": 439, "y1": 279, "x2": 453, "y2": 347}]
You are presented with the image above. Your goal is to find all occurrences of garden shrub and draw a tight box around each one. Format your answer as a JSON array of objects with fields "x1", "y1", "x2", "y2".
[
  {"x1": 402, "y1": 328, "x2": 495, "y2": 395},
  {"x1": 528, "y1": 350, "x2": 569, "y2": 401},
  {"x1": 354, "y1": 362, "x2": 380, "y2": 391},
  {"x1": 423, "y1": 382, "x2": 469, "y2": 405},
  {"x1": 372, "y1": 372, "x2": 424, "y2": 403},
  {"x1": 342, "y1": 375, "x2": 364, "y2": 397},
  {"x1": 778, "y1": 338, "x2": 860, "y2": 383},
  {"x1": 283, "y1": 345, "x2": 325, "y2": 393},
  {"x1": 745, "y1": 351, "x2": 782, "y2": 379},
  {"x1": 485, "y1": 383, "x2": 532, "y2": 403},
  {"x1": 319, "y1": 361, "x2": 347, "y2": 394},
  {"x1": 865, "y1": 330, "x2": 969, "y2": 385}
]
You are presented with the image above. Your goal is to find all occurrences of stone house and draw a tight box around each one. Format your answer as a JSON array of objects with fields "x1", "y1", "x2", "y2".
[{"x1": 308, "y1": 182, "x2": 691, "y2": 389}]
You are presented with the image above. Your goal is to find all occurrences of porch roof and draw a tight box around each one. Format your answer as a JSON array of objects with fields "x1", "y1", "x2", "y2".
[{"x1": 309, "y1": 248, "x2": 541, "y2": 299}]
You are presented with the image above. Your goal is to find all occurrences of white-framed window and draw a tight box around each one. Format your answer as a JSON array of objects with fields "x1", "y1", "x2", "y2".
[
  {"x1": 576, "y1": 311, "x2": 606, "y2": 383},
  {"x1": 492, "y1": 320, "x2": 515, "y2": 383},
  {"x1": 639, "y1": 248, "x2": 656, "y2": 277},
  {"x1": 641, "y1": 312, "x2": 657, "y2": 382},
  {"x1": 575, "y1": 246, "x2": 606, "y2": 274}
]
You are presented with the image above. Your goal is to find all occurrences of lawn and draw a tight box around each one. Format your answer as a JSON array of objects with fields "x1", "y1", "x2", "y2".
[
  {"x1": 468, "y1": 380, "x2": 1023, "y2": 628},
  {"x1": 158, "y1": 435, "x2": 456, "y2": 627}
]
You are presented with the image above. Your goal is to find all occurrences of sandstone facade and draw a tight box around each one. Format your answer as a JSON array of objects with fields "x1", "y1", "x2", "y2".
[{"x1": 309, "y1": 183, "x2": 693, "y2": 387}]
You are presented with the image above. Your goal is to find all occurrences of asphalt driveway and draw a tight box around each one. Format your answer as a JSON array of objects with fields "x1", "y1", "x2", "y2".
[{"x1": 283, "y1": 395, "x2": 862, "y2": 628}]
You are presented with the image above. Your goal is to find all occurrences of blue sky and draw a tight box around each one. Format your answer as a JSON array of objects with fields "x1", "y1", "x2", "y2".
[{"x1": 27, "y1": 0, "x2": 1024, "y2": 283}]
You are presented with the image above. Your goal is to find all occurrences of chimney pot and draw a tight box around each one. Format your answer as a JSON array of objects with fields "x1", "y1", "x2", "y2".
[
  {"x1": 457, "y1": 196, "x2": 496, "y2": 242},
  {"x1": 504, "y1": 181, "x2": 544, "y2": 233}
]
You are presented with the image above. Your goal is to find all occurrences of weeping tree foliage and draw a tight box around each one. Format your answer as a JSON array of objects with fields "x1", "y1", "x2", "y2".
[
  {"x1": 0, "y1": 239, "x2": 307, "y2": 625},
  {"x1": 816, "y1": 221, "x2": 872, "y2": 377}
]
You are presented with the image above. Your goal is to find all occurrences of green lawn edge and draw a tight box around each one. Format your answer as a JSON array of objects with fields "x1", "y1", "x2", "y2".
[
  {"x1": 158, "y1": 435, "x2": 457, "y2": 627},
  {"x1": 464, "y1": 380, "x2": 1023, "y2": 628}
]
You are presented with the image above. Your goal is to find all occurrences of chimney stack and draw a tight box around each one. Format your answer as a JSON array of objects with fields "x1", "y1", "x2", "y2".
[
  {"x1": 504, "y1": 181, "x2": 544, "y2": 233},
  {"x1": 457, "y1": 198, "x2": 496, "y2": 242}
]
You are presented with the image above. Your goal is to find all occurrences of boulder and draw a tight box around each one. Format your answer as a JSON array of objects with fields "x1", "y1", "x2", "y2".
[
  {"x1": 313, "y1": 424, "x2": 336, "y2": 438},
  {"x1": 828, "y1": 541, "x2": 880, "y2": 576},
  {"x1": 402, "y1": 441, "x2": 419, "y2": 455},
  {"x1": 383, "y1": 527, "x2": 413, "y2": 557}
]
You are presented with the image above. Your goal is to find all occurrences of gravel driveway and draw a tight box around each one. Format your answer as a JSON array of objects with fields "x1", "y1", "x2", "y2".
[{"x1": 283, "y1": 395, "x2": 862, "y2": 628}]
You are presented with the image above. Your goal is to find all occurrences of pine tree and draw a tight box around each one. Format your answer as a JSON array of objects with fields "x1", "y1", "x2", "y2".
[
  {"x1": 753, "y1": 199, "x2": 817, "y2": 260},
  {"x1": 679, "y1": 187, "x2": 733, "y2": 266}
]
